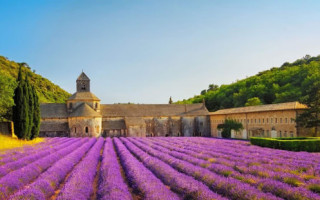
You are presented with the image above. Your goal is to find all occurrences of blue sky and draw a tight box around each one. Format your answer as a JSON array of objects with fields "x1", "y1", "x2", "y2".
[{"x1": 1, "y1": 0, "x2": 320, "y2": 104}]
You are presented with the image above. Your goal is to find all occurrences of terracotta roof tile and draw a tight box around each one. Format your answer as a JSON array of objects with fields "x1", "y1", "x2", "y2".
[
  {"x1": 40, "y1": 103, "x2": 68, "y2": 118},
  {"x1": 210, "y1": 101, "x2": 307, "y2": 115},
  {"x1": 68, "y1": 92, "x2": 100, "y2": 101},
  {"x1": 100, "y1": 103, "x2": 209, "y2": 117},
  {"x1": 69, "y1": 103, "x2": 102, "y2": 117}
]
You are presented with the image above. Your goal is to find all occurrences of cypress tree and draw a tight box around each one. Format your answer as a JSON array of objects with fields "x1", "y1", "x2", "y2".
[
  {"x1": 12, "y1": 65, "x2": 24, "y2": 138},
  {"x1": 21, "y1": 74, "x2": 30, "y2": 139},
  {"x1": 31, "y1": 86, "x2": 40, "y2": 139},
  {"x1": 26, "y1": 75, "x2": 34, "y2": 139}
]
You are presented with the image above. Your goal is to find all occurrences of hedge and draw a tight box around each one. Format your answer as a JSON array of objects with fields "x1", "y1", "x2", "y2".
[{"x1": 250, "y1": 137, "x2": 320, "y2": 152}]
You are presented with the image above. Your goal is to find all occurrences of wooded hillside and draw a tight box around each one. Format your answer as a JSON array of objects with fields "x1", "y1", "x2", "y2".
[
  {"x1": 177, "y1": 55, "x2": 320, "y2": 111},
  {"x1": 0, "y1": 56, "x2": 71, "y2": 120}
]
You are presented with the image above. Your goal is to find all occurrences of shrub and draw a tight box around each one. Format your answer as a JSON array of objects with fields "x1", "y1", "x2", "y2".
[{"x1": 250, "y1": 137, "x2": 320, "y2": 152}]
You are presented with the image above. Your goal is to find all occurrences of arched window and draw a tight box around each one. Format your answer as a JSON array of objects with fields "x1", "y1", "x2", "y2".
[{"x1": 85, "y1": 127, "x2": 89, "y2": 133}]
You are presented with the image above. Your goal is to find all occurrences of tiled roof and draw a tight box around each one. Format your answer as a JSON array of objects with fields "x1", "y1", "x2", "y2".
[
  {"x1": 40, "y1": 103, "x2": 68, "y2": 118},
  {"x1": 69, "y1": 103, "x2": 102, "y2": 117},
  {"x1": 77, "y1": 72, "x2": 90, "y2": 81},
  {"x1": 210, "y1": 101, "x2": 308, "y2": 115},
  {"x1": 68, "y1": 92, "x2": 100, "y2": 101},
  {"x1": 100, "y1": 103, "x2": 209, "y2": 117}
]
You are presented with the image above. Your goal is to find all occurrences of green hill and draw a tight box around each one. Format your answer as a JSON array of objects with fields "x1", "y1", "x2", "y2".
[
  {"x1": 176, "y1": 55, "x2": 320, "y2": 111},
  {"x1": 0, "y1": 55, "x2": 71, "y2": 120}
]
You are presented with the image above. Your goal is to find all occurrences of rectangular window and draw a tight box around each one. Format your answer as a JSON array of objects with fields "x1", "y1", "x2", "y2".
[
  {"x1": 251, "y1": 119, "x2": 253, "y2": 123},
  {"x1": 275, "y1": 118, "x2": 278, "y2": 123},
  {"x1": 259, "y1": 119, "x2": 261, "y2": 123},
  {"x1": 255, "y1": 119, "x2": 256, "y2": 123},
  {"x1": 285, "y1": 118, "x2": 288, "y2": 123},
  {"x1": 280, "y1": 118, "x2": 282, "y2": 123},
  {"x1": 271, "y1": 118, "x2": 273, "y2": 123},
  {"x1": 266, "y1": 118, "x2": 269, "y2": 123},
  {"x1": 263, "y1": 118, "x2": 264, "y2": 123}
]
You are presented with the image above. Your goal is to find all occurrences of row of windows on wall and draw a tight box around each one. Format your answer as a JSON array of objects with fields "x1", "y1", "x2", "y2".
[
  {"x1": 247, "y1": 130, "x2": 294, "y2": 137},
  {"x1": 214, "y1": 117, "x2": 295, "y2": 124},
  {"x1": 73, "y1": 126, "x2": 99, "y2": 133}
]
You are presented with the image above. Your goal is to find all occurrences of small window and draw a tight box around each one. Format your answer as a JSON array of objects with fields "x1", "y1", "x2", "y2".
[
  {"x1": 95, "y1": 102, "x2": 98, "y2": 109},
  {"x1": 271, "y1": 118, "x2": 273, "y2": 123},
  {"x1": 275, "y1": 118, "x2": 278, "y2": 123},
  {"x1": 263, "y1": 119, "x2": 264, "y2": 123},
  {"x1": 74, "y1": 127, "x2": 76, "y2": 133},
  {"x1": 280, "y1": 118, "x2": 282, "y2": 123},
  {"x1": 69, "y1": 103, "x2": 73, "y2": 109},
  {"x1": 85, "y1": 127, "x2": 89, "y2": 133},
  {"x1": 285, "y1": 118, "x2": 288, "y2": 123},
  {"x1": 259, "y1": 119, "x2": 261, "y2": 123},
  {"x1": 266, "y1": 118, "x2": 269, "y2": 123}
]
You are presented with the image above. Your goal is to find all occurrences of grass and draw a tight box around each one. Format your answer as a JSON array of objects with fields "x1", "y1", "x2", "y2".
[{"x1": 0, "y1": 134, "x2": 44, "y2": 151}]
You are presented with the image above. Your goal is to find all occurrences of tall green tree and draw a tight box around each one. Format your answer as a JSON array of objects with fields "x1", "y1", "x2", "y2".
[
  {"x1": 297, "y1": 65, "x2": 320, "y2": 136},
  {"x1": 31, "y1": 86, "x2": 40, "y2": 139},
  {"x1": 25, "y1": 74, "x2": 34, "y2": 139},
  {"x1": 21, "y1": 74, "x2": 30, "y2": 139},
  {"x1": 12, "y1": 65, "x2": 24, "y2": 138}
]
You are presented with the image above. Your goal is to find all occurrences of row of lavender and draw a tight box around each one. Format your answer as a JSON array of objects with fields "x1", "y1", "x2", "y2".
[
  {"x1": 133, "y1": 137, "x2": 320, "y2": 200},
  {"x1": 1, "y1": 136, "x2": 320, "y2": 200}
]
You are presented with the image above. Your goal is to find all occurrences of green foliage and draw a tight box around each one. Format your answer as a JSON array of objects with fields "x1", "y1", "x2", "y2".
[
  {"x1": 0, "y1": 55, "x2": 71, "y2": 121},
  {"x1": 0, "y1": 73, "x2": 16, "y2": 120},
  {"x1": 31, "y1": 86, "x2": 40, "y2": 139},
  {"x1": 245, "y1": 97, "x2": 262, "y2": 106},
  {"x1": 296, "y1": 63, "x2": 320, "y2": 136},
  {"x1": 12, "y1": 66, "x2": 42, "y2": 140},
  {"x1": 308, "y1": 184, "x2": 320, "y2": 194},
  {"x1": 250, "y1": 137, "x2": 320, "y2": 152},
  {"x1": 217, "y1": 119, "x2": 243, "y2": 138},
  {"x1": 177, "y1": 55, "x2": 320, "y2": 112}
]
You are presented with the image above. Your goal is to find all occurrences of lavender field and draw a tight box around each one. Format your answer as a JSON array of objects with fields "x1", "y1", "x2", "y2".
[{"x1": 0, "y1": 137, "x2": 320, "y2": 200}]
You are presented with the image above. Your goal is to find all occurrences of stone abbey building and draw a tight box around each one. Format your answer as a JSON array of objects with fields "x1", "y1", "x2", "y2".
[
  {"x1": 40, "y1": 72, "x2": 211, "y2": 137},
  {"x1": 40, "y1": 72, "x2": 311, "y2": 138}
]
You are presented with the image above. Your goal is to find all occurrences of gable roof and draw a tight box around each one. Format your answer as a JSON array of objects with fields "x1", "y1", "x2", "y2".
[
  {"x1": 40, "y1": 103, "x2": 68, "y2": 118},
  {"x1": 77, "y1": 72, "x2": 90, "y2": 81},
  {"x1": 100, "y1": 103, "x2": 209, "y2": 117},
  {"x1": 69, "y1": 103, "x2": 102, "y2": 117},
  {"x1": 210, "y1": 101, "x2": 308, "y2": 115},
  {"x1": 68, "y1": 91, "x2": 100, "y2": 101}
]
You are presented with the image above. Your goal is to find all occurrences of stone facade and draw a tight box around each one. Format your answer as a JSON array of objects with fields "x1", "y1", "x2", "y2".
[
  {"x1": 39, "y1": 72, "x2": 211, "y2": 137},
  {"x1": 210, "y1": 102, "x2": 310, "y2": 139}
]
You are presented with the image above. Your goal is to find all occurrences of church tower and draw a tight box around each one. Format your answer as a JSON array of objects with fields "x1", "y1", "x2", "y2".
[
  {"x1": 67, "y1": 71, "x2": 102, "y2": 137},
  {"x1": 77, "y1": 72, "x2": 90, "y2": 92}
]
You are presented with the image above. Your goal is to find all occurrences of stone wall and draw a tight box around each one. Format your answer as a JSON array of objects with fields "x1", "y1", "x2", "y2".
[
  {"x1": 181, "y1": 117, "x2": 195, "y2": 137},
  {"x1": 210, "y1": 109, "x2": 309, "y2": 139},
  {"x1": 68, "y1": 116, "x2": 102, "y2": 137},
  {"x1": 0, "y1": 122, "x2": 13, "y2": 135}
]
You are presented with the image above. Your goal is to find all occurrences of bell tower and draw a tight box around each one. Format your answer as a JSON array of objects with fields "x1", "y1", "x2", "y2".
[{"x1": 77, "y1": 72, "x2": 90, "y2": 92}]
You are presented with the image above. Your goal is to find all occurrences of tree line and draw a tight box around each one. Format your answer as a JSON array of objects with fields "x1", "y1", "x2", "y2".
[
  {"x1": 12, "y1": 65, "x2": 40, "y2": 140},
  {"x1": 176, "y1": 55, "x2": 320, "y2": 136}
]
